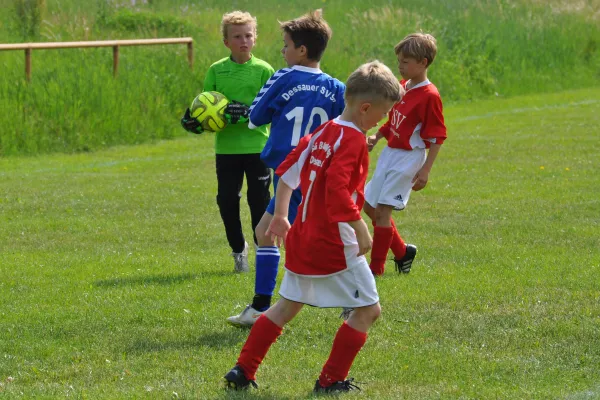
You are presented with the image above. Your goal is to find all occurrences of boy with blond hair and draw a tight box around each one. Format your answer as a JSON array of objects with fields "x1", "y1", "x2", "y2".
[
  {"x1": 223, "y1": 60, "x2": 402, "y2": 393},
  {"x1": 365, "y1": 33, "x2": 447, "y2": 275},
  {"x1": 226, "y1": 10, "x2": 346, "y2": 326},
  {"x1": 182, "y1": 11, "x2": 274, "y2": 273}
]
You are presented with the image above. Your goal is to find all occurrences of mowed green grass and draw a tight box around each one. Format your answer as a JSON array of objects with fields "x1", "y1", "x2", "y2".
[{"x1": 0, "y1": 88, "x2": 599, "y2": 399}]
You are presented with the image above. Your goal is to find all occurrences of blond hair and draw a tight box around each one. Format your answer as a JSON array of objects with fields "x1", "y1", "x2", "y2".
[
  {"x1": 395, "y1": 33, "x2": 437, "y2": 67},
  {"x1": 345, "y1": 60, "x2": 403, "y2": 104},
  {"x1": 279, "y1": 9, "x2": 332, "y2": 61},
  {"x1": 221, "y1": 11, "x2": 257, "y2": 40}
]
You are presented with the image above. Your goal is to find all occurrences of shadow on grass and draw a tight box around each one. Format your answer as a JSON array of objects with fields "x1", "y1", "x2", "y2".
[
  {"x1": 125, "y1": 329, "x2": 249, "y2": 354},
  {"x1": 211, "y1": 389, "x2": 300, "y2": 400},
  {"x1": 194, "y1": 270, "x2": 247, "y2": 278},
  {"x1": 94, "y1": 273, "x2": 198, "y2": 288}
]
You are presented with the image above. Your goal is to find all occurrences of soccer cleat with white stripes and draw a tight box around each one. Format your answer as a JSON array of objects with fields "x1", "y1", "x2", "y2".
[
  {"x1": 394, "y1": 244, "x2": 417, "y2": 274},
  {"x1": 314, "y1": 378, "x2": 361, "y2": 393},
  {"x1": 226, "y1": 305, "x2": 264, "y2": 327}
]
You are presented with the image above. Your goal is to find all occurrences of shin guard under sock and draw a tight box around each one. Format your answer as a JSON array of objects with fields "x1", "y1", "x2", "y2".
[
  {"x1": 319, "y1": 322, "x2": 367, "y2": 387},
  {"x1": 237, "y1": 315, "x2": 283, "y2": 381},
  {"x1": 389, "y1": 219, "x2": 407, "y2": 259},
  {"x1": 370, "y1": 226, "x2": 393, "y2": 275},
  {"x1": 253, "y1": 246, "x2": 280, "y2": 311}
]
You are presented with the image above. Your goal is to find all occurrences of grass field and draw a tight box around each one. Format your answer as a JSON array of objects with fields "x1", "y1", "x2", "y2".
[{"x1": 0, "y1": 87, "x2": 598, "y2": 399}]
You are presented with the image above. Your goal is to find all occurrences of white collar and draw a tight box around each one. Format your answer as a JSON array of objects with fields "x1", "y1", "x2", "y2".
[
  {"x1": 406, "y1": 79, "x2": 431, "y2": 91},
  {"x1": 333, "y1": 117, "x2": 362, "y2": 133},
  {"x1": 292, "y1": 65, "x2": 322, "y2": 74}
]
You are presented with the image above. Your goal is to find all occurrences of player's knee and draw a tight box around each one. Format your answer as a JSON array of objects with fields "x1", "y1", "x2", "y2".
[
  {"x1": 368, "y1": 303, "x2": 382, "y2": 322},
  {"x1": 216, "y1": 191, "x2": 240, "y2": 210},
  {"x1": 352, "y1": 303, "x2": 381, "y2": 327},
  {"x1": 248, "y1": 190, "x2": 270, "y2": 206},
  {"x1": 247, "y1": 175, "x2": 270, "y2": 199},
  {"x1": 362, "y1": 303, "x2": 381, "y2": 324}
]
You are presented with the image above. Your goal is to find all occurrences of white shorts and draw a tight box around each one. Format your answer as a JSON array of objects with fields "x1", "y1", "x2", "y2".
[
  {"x1": 365, "y1": 146, "x2": 426, "y2": 210},
  {"x1": 279, "y1": 259, "x2": 379, "y2": 308}
]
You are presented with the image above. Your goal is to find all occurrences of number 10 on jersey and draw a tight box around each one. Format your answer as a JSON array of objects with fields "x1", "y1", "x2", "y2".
[{"x1": 285, "y1": 106, "x2": 329, "y2": 146}]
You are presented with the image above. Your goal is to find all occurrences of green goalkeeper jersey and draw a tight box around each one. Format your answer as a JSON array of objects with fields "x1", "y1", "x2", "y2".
[{"x1": 203, "y1": 55, "x2": 274, "y2": 154}]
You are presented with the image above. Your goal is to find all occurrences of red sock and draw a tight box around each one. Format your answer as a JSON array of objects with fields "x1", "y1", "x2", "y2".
[
  {"x1": 389, "y1": 219, "x2": 407, "y2": 259},
  {"x1": 236, "y1": 314, "x2": 282, "y2": 381},
  {"x1": 319, "y1": 322, "x2": 367, "y2": 387},
  {"x1": 370, "y1": 226, "x2": 393, "y2": 275}
]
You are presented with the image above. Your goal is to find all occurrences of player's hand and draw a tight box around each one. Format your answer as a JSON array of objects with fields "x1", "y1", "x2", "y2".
[
  {"x1": 366, "y1": 135, "x2": 378, "y2": 152},
  {"x1": 266, "y1": 215, "x2": 291, "y2": 248},
  {"x1": 411, "y1": 167, "x2": 430, "y2": 191},
  {"x1": 225, "y1": 101, "x2": 250, "y2": 124},
  {"x1": 352, "y1": 219, "x2": 373, "y2": 256},
  {"x1": 180, "y1": 108, "x2": 204, "y2": 134}
]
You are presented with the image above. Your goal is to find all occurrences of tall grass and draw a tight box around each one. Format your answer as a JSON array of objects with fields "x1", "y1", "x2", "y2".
[
  {"x1": 13, "y1": 0, "x2": 46, "y2": 39},
  {"x1": 1, "y1": 0, "x2": 599, "y2": 155}
]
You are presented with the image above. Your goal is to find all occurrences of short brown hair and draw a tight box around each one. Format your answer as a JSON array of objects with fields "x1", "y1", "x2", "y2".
[
  {"x1": 279, "y1": 9, "x2": 332, "y2": 61},
  {"x1": 345, "y1": 60, "x2": 403, "y2": 104},
  {"x1": 395, "y1": 33, "x2": 437, "y2": 67},
  {"x1": 221, "y1": 11, "x2": 257, "y2": 40}
]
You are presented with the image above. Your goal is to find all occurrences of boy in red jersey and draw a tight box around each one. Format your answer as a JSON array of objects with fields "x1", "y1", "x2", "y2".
[
  {"x1": 223, "y1": 61, "x2": 402, "y2": 393},
  {"x1": 364, "y1": 33, "x2": 447, "y2": 275}
]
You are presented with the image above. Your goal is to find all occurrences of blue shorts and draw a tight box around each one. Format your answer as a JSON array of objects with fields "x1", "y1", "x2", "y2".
[{"x1": 266, "y1": 175, "x2": 303, "y2": 224}]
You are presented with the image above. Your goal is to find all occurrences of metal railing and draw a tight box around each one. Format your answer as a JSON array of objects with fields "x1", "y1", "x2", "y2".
[{"x1": 0, "y1": 37, "x2": 194, "y2": 81}]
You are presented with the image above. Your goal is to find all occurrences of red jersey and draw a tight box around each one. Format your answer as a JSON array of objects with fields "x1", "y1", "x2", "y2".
[
  {"x1": 275, "y1": 118, "x2": 369, "y2": 276},
  {"x1": 379, "y1": 80, "x2": 447, "y2": 150}
]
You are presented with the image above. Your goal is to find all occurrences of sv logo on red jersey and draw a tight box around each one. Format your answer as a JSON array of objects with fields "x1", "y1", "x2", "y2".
[{"x1": 390, "y1": 109, "x2": 407, "y2": 130}]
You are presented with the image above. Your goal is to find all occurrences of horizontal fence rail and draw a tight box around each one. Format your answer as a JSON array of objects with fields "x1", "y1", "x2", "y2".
[{"x1": 0, "y1": 37, "x2": 194, "y2": 81}]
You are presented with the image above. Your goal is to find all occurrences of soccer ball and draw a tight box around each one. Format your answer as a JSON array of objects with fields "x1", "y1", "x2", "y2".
[{"x1": 189, "y1": 91, "x2": 229, "y2": 133}]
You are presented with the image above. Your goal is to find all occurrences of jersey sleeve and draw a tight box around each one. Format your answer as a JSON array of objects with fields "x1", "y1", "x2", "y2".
[
  {"x1": 202, "y1": 65, "x2": 217, "y2": 92},
  {"x1": 325, "y1": 132, "x2": 365, "y2": 223},
  {"x1": 421, "y1": 93, "x2": 447, "y2": 145},
  {"x1": 335, "y1": 83, "x2": 346, "y2": 117},
  {"x1": 248, "y1": 69, "x2": 287, "y2": 129},
  {"x1": 276, "y1": 133, "x2": 313, "y2": 189}
]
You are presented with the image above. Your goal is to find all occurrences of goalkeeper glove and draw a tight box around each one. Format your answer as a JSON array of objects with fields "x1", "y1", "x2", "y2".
[
  {"x1": 225, "y1": 101, "x2": 250, "y2": 124},
  {"x1": 180, "y1": 108, "x2": 204, "y2": 134}
]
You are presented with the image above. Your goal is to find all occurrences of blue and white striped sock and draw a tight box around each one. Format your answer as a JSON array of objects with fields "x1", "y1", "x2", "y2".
[{"x1": 253, "y1": 246, "x2": 280, "y2": 311}]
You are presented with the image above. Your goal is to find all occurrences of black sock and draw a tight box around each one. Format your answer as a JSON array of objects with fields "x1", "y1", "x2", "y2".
[{"x1": 251, "y1": 294, "x2": 271, "y2": 312}]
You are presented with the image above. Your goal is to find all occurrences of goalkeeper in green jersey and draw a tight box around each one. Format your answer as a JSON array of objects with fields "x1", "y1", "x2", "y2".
[{"x1": 182, "y1": 11, "x2": 275, "y2": 273}]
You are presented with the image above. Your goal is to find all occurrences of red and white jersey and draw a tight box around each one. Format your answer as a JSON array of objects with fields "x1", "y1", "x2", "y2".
[
  {"x1": 275, "y1": 117, "x2": 369, "y2": 276},
  {"x1": 379, "y1": 79, "x2": 447, "y2": 150}
]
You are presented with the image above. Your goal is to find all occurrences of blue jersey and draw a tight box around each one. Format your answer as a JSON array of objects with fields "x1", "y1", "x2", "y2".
[{"x1": 248, "y1": 65, "x2": 346, "y2": 169}]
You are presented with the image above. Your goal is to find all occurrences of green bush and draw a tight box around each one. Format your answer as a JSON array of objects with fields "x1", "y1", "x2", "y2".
[{"x1": 102, "y1": 9, "x2": 193, "y2": 37}]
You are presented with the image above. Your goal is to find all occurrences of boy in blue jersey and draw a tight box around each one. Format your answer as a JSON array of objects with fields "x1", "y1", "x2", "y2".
[{"x1": 227, "y1": 10, "x2": 346, "y2": 326}]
